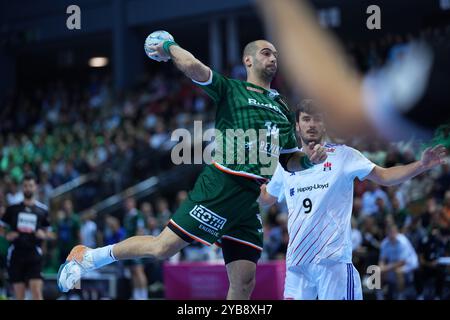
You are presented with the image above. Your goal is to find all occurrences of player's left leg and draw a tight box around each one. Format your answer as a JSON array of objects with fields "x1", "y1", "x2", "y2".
[
  {"x1": 226, "y1": 260, "x2": 257, "y2": 300},
  {"x1": 29, "y1": 279, "x2": 43, "y2": 300},
  {"x1": 27, "y1": 247, "x2": 44, "y2": 300},
  {"x1": 221, "y1": 238, "x2": 261, "y2": 300},
  {"x1": 317, "y1": 262, "x2": 363, "y2": 300},
  {"x1": 218, "y1": 199, "x2": 263, "y2": 300}
]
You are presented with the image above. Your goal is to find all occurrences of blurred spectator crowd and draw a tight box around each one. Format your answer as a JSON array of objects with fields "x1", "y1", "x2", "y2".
[{"x1": 0, "y1": 71, "x2": 216, "y2": 211}]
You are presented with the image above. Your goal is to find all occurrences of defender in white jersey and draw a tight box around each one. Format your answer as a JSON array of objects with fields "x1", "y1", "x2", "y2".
[{"x1": 259, "y1": 101, "x2": 447, "y2": 300}]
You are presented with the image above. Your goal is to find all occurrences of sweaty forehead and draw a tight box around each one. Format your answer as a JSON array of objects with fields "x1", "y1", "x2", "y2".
[{"x1": 256, "y1": 41, "x2": 276, "y2": 52}]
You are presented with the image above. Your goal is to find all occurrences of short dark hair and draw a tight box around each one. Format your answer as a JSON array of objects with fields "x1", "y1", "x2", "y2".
[
  {"x1": 242, "y1": 41, "x2": 261, "y2": 61},
  {"x1": 23, "y1": 172, "x2": 37, "y2": 182},
  {"x1": 295, "y1": 99, "x2": 323, "y2": 122}
]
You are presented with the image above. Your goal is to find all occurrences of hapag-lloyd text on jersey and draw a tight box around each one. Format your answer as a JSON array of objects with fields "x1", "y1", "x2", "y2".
[{"x1": 296, "y1": 183, "x2": 330, "y2": 193}]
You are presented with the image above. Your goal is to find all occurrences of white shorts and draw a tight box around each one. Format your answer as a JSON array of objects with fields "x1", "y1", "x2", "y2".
[{"x1": 284, "y1": 262, "x2": 362, "y2": 300}]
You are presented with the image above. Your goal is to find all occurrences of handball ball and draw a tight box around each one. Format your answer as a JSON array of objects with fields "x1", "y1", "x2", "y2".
[{"x1": 144, "y1": 30, "x2": 174, "y2": 62}]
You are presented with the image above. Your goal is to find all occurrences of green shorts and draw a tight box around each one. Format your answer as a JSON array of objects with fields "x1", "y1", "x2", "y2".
[{"x1": 167, "y1": 164, "x2": 263, "y2": 252}]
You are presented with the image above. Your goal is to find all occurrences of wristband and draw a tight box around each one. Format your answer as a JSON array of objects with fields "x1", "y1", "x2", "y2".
[
  {"x1": 162, "y1": 40, "x2": 178, "y2": 55},
  {"x1": 299, "y1": 155, "x2": 314, "y2": 169}
]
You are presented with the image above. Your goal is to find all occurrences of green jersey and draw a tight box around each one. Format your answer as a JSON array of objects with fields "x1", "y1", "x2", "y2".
[{"x1": 194, "y1": 70, "x2": 298, "y2": 180}]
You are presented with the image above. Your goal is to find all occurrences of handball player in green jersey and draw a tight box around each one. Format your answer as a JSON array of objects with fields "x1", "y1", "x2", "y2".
[{"x1": 58, "y1": 35, "x2": 327, "y2": 299}]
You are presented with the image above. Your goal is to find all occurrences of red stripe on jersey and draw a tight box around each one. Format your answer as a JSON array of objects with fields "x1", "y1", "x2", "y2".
[
  {"x1": 323, "y1": 239, "x2": 344, "y2": 261},
  {"x1": 307, "y1": 228, "x2": 338, "y2": 264},
  {"x1": 296, "y1": 222, "x2": 331, "y2": 265},
  {"x1": 287, "y1": 217, "x2": 306, "y2": 259},
  {"x1": 290, "y1": 211, "x2": 327, "y2": 263}
]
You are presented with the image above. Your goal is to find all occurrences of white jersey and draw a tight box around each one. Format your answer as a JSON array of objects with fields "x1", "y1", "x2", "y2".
[{"x1": 267, "y1": 143, "x2": 375, "y2": 268}]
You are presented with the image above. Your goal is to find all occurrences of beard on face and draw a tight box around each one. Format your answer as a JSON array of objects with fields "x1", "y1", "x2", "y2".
[
  {"x1": 23, "y1": 191, "x2": 34, "y2": 199},
  {"x1": 299, "y1": 131, "x2": 323, "y2": 146},
  {"x1": 254, "y1": 59, "x2": 276, "y2": 83},
  {"x1": 261, "y1": 66, "x2": 276, "y2": 82}
]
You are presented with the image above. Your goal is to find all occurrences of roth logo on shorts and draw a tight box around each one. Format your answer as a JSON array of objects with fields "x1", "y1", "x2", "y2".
[{"x1": 189, "y1": 205, "x2": 227, "y2": 231}]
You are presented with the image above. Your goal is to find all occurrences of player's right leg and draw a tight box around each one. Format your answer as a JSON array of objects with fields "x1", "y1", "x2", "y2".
[
  {"x1": 58, "y1": 166, "x2": 209, "y2": 293},
  {"x1": 12, "y1": 283, "x2": 26, "y2": 300},
  {"x1": 7, "y1": 246, "x2": 27, "y2": 300},
  {"x1": 58, "y1": 165, "x2": 227, "y2": 292},
  {"x1": 113, "y1": 227, "x2": 189, "y2": 259},
  {"x1": 57, "y1": 227, "x2": 189, "y2": 292}
]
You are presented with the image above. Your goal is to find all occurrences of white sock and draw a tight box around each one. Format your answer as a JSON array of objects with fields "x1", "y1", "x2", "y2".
[
  {"x1": 132, "y1": 288, "x2": 148, "y2": 300},
  {"x1": 139, "y1": 288, "x2": 148, "y2": 300},
  {"x1": 133, "y1": 288, "x2": 140, "y2": 300},
  {"x1": 90, "y1": 244, "x2": 117, "y2": 268}
]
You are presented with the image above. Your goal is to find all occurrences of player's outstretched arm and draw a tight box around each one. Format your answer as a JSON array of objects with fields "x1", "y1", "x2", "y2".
[
  {"x1": 366, "y1": 144, "x2": 447, "y2": 186},
  {"x1": 148, "y1": 41, "x2": 211, "y2": 83},
  {"x1": 282, "y1": 142, "x2": 327, "y2": 172},
  {"x1": 255, "y1": 0, "x2": 369, "y2": 135},
  {"x1": 258, "y1": 184, "x2": 277, "y2": 207}
]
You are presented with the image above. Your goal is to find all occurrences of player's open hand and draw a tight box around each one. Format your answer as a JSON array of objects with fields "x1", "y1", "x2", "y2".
[
  {"x1": 305, "y1": 142, "x2": 327, "y2": 164},
  {"x1": 147, "y1": 42, "x2": 170, "y2": 62},
  {"x1": 420, "y1": 144, "x2": 447, "y2": 169}
]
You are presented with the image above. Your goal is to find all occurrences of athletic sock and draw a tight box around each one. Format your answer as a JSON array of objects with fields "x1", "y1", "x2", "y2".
[
  {"x1": 89, "y1": 244, "x2": 117, "y2": 268},
  {"x1": 132, "y1": 288, "x2": 140, "y2": 300},
  {"x1": 139, "y1": 287, "x2": 148, "y2": 300}
]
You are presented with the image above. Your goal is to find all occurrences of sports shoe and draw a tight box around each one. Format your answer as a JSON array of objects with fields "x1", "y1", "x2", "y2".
[{"x1": 57, "y1": 245, "x2": 95, "y2": 292}]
